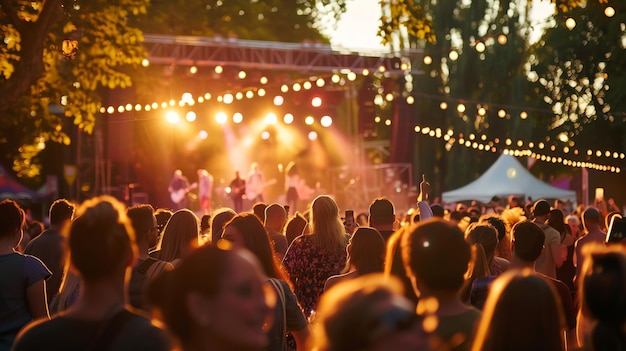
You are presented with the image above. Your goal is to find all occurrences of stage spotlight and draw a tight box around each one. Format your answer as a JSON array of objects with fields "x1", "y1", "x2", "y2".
[
  {"x1": 199, "y1": 130, "x2": 208, "y2": 139},
  {"x1": 308, "y1": 131, "x2": 318, "y2": 140},
  {"x1": 265, "y1": 113, "x2": 278, "y2": 125},
  {"x1": 274, "y1": 96, "x2": 284, "y2": 106},
  {"x1": 305, "y1": 116, "x2": 315, "y2": 125},
  {"x1": 233, "y1": 112, "x2": 243, "y2": 123},
  {"x1": 261, "y1": 131, "x2": 271, "y2": 140},
  {"x1": 216, "y1": 112, "x2": 228, "y2": 124},
  {"x1": 166, "y1": 111, "x2": 180, "y2": 124}
]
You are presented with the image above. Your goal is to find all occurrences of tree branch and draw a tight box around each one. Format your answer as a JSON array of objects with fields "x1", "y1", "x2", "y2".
[
  {"x1": 0, "y1": 0, "x2": 64, "y2": 115},
  {"x1": 0, "y1": 0, "x2": 24, "y2": 30}
]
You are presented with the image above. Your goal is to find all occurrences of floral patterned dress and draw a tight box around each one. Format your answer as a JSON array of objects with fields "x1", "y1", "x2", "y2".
[{"x1": 282, "y1": 234, "x2": 347, "y2": 318}]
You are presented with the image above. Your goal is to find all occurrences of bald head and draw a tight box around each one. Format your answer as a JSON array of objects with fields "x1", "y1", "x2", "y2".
[{"x1": 265, "y1": 204, "x2": 287, "y2": 231}]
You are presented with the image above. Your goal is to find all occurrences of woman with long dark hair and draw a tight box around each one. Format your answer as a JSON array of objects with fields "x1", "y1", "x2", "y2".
[
  {"x1": 223, "y1": 213, "x2": 310, "y2": 351},
  {"x1": 325, "y1": 227, "x2": 385, "y2": 291}
]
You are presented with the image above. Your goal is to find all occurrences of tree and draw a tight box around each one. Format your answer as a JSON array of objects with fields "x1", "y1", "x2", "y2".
[
  {"x1": 530, "y1": 0, "x2": 626, "y2": 156},
  {"x1": 378, "y1": 0, "x2": 545, "y2": 193},
  {"x1": 0, "y1": 0, "x2": 149, "y2": 177},
  {"x1": 134, "y1": 0, "x2": 346, "y2": 42}
]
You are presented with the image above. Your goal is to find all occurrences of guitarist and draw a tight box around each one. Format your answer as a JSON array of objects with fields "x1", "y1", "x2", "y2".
[
  {"x1": 246, "y1": 162, "x2": 265, "y2": 203},
  {"x1": 229, "y1": 170, "x2": 246, "y2": 213},
  {"x1": 168, "y1": 169, "x2": 190, "y2": 210}
]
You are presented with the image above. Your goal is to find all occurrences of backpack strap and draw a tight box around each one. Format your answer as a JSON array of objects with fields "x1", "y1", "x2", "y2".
[
  {"x1": 268, "y1": 278, "x2": 288, "y2": 351},
  {"x1": 136, "y1": 257, "x2": 157, "y2": 275}
]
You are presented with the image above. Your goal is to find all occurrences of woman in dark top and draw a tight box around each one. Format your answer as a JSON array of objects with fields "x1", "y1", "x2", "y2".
[
  {"x1": 549, "y1": 209, "x2": 576, "y2": 296},
  {"x1": 223, "y1": 213, "x2": 310, "y2": 351}
]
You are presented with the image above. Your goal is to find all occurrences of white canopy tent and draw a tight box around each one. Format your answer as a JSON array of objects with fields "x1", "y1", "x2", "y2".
[{"x1": 442, "y1": 154, "x2": 577, "y2": 204}]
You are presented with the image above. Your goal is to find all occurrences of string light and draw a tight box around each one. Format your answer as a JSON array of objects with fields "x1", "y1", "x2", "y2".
[{"x1": 411, "y1": 123, "x2": 622, "y2": 173}]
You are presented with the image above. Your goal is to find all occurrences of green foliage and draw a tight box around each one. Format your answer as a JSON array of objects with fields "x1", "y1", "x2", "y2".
[
  {"x1": 134, "y1": 0, "x2": 346, "y2": 42},
  {"x1": 0, "y1": 0, "x2": 149, "y2": 177},
  {"x1": 530, "y1": 0, "x2": 626, "y2": 154}
]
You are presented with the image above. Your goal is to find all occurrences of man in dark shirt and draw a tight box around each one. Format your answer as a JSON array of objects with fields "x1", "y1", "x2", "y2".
[
  {"x1": 126, "y1": 204, "x2": 173, "y2": 313},
  {"x1": 13, "y1": 196, "x2": 171, "y2": 351},
  {"x1": 229, "y1": 170, "x2": 246, "y2": 213},
  {"x1": 25, "y1": 199, "x2": 75, "y2": 303},
  {"x1": 368, "y1": 197, "x2": 396, "y2": 242},
  {"x1": 508, "y1": 221, "x2": 577, "y2": 349}
]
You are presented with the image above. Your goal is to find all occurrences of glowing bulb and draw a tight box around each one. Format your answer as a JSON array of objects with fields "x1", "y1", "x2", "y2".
[
  {"x1": 476, "y1": 42, "x2": 485, "y2": 53},
  {"x1": 308, "y1": 131, "x2": 318, "y2": 140},
  {"x1": 316, "y1": 78, "x2": 325, "y2": 87},
  {"x1": 497, "y1": 34, "x2": 507, "y2": 45},
  {"x1": 258, "y1": 88, "x2": 266, "y2": 97},
  {"x1": 457, "y1": 104, "x2": 466, "y2": 113},
  {"x1": 185, "y1": 111, "x2": 197, "y2": 122},
  {"x1": 311, "y1": 97, "x2": 322, "y2": 107},
  {"x1": 281, "y1": 85, "x2": 289, "y2": 93},
  {"x1": 347, "y1": 72, "x2": 357, "y2": 81},
  {"x1": 565, "y1": 18, "x2": 576, "y2": 30},
  {"x1": 440, "y1": 102, "x2": 448, "y2": 110},
  {"x1": 199, "y1": 130, "x2": 208, "y2": 139},
  {"x1": 520, "y1": 111, "x2": 528, "y2": 119},
  {"x1": 233, "y1": 112, "x2": 243, "y2": 123},
  {"x1": 320, "y1": 115, "x2": 333, "y2": 127},
  {"x1": 362, "y1": 69, "x2": 370, "y2": 76},
  {"x1": 223, "y1": 94, "x2": 234, "y2": 104},
  {"x1": 498, "y1": 109, "x2": 506, "y2": 118},
  {"x1": 283, "y1": 113, "x2": 294, "y2": 124},
  {"x1": 166, "y1": 111, "x2": 179, "y2": 124},
  {"x1": 274, "y1": 96, "x2": 284, "y2": 106},
  {"x1": 141, "y1": 59, "x2": 150, "y2": 67},
  {"x1": 305, "y1": 116, "x2": 315, "y2": 125},
  {"x1": 407, "y1": 96, "x2": 415, "y2": 104},
  {"x1": 605, "y1": 7, "x2": 615, "y2": 17},
  {"x1": 214, "y1": 65, "x2": 223, "y2": 74},
  {"x1": 303, "y1": 81, "x2": 312, "y2": 90},
  {"x1": 189, "y1": 65, "x2": 198, "y2": 74},
  {"x1": 261, "y1": 131, "x2": 270, "y2": 140},
  {"x1": 260, "y1": 76, "x2": 268, "y2": 84},
  {"x1": 331, "y1": 74, "x2": 340, "y2": 83},
  {"x1": 216, "y1": 112, "x2": 228, "y2": 124},
  {"x1": 449, "y1": 50, "x2": 459, "y2": 61},
  {"x1": 265, "y1": 113, "x2": 278, "y2": 125},
  {"x1": 238, "y1": 71, "x2": 247, "y2": 79}
]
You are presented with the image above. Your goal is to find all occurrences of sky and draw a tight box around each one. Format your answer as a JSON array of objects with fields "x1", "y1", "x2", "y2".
[
  {"x1": 327, "y1": 0, "x2": 387, "y2": 52},
  {"x1": 327, "y1": 0, "x2": 555, "y2": 51}
]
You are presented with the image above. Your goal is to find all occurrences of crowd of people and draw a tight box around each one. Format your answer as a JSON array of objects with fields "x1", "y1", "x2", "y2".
[{"x1": 1, "y1": 176, "x2": 625, "y2": 351}]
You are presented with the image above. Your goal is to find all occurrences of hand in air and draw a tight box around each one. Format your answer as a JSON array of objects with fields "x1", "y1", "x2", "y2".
[{"x1": 419, "y1": 174, "x2": 430, "y2": 202}]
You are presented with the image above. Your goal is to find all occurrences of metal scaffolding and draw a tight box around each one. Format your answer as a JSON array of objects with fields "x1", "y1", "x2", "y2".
[{"x1": 143, "y1": 34, "x2": 424, "y2": 74}]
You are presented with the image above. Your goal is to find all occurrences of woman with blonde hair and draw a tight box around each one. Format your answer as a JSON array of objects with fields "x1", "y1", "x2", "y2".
[
  {"x1": 282, "y1": 195, "x2": 347, "y2": 318},
  {"x1": 151, "y1": 209, "x2": 200, "y2": 266},
  {"x1": 472, "y1": 270, "x2": 566, "y2": 351}
]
